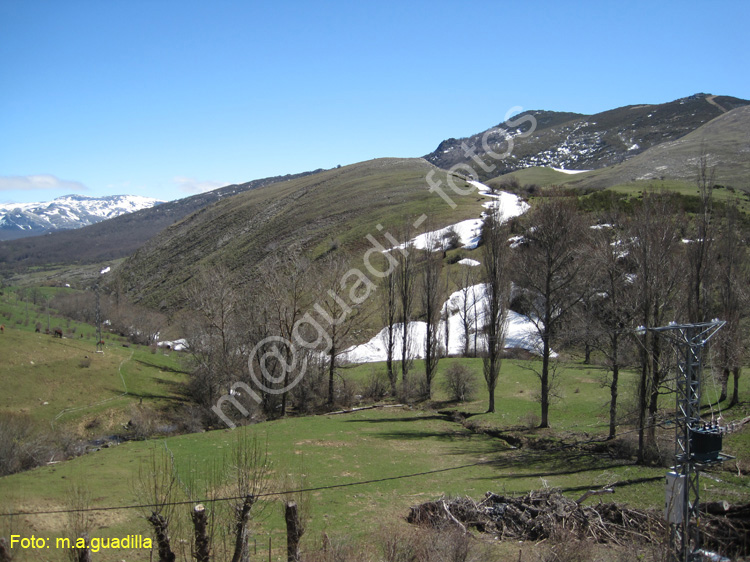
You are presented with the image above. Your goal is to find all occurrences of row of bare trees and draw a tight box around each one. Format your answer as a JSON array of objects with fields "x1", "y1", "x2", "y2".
[
  {"x1": 495, "y1": 178, "x2": 748, "y2": 463},
  {"x1": 182, "y1": 249, "x2": 373, "y2": 424}
]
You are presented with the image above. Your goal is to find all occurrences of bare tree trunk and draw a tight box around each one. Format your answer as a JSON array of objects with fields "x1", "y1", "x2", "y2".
[
  {"x1": 192, "y1": 504, "x2": 210, "y2": 562},
  {"x1": 231, "y1": 495, "x2": 256, "y2": 562},
  {"x1": 327, "y1": 344, "x2": 336, "y2": 407},
  {"x1": 73, "y1": 534, "x2": 92, "y2": 562},
  {"x1": 285, "y1": 501, "x2": 304, "y2": 562},
  {"x1": 540, "y1": 334, "x2": 550, "y2": 428},
  {"x1": 442, "y1": 300, "x2": 450, "y2": 358},
  {"x1": 609, "y1": 363, "x2": 619, "y2": 440},
  {"x1": 719, "y1": 367, "x2": 729, "y2": 403},
  {"x1": 482, "y1": 213, "x2": 511, "y2": 414},
  {"x1": 637, "y1": 333, "x2": 649, "y2": 465},
  {"x1": 395, "y1": 239, "x2": 415, "y2": 386},
  {"x1": 540, "y1": 281, "x2": 552, "y2": 428},
  {"x1": 147, "y1": 513, "x2": 177, "y2": 562},
  {"x1": 422, "y1": 236, "x2": 444, "y2": 400},
  {"x1": 380, "y1": 270, "x2": 398, "y2": 397},
  {"x1": 646, "y1": 332, "x2": 662, "y2": 450},
  {"x1": 730, "y1": 367, "x2": 741, "y2": 407}
]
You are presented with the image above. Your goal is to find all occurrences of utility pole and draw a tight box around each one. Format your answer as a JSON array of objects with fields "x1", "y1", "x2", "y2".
[{"x1": 640, "y1": 320, "x2": 727, "y2": 562}]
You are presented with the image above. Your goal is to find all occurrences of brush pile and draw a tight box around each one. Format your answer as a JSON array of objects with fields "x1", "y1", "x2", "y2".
[
  {"x1": 408, "y1": 490, "x2": 750, "y2": 556},
  {"x1": 408, "y1": 490, "x2": 663, "y2": 546}
]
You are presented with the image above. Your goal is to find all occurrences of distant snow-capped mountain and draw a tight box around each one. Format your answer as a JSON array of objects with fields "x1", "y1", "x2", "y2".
[{"x1": 0, "y1": 194, "x2": 164, "y2": 240}]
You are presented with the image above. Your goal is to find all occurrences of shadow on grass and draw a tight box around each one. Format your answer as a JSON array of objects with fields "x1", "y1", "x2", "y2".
[
  {"x1": 134, "y1": 359, "x2": 190, "y2": 375},
  {"x1": 343, "y1": 415, "x2": 446, "y2": 424},
  {"x1": 343, "y1": 414, "x2": 472, "y2": 441},
  {"x1": 559, "y1": 475, "x2": 663, "y2": 493},
  {"x1": 104, "y1": 377, "x2": 189, "y2": 403}
]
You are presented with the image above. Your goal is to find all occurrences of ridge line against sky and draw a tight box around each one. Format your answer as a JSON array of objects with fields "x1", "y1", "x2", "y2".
[{"x1": 1, "y1": 0, "x2": 749, "y2": 205}]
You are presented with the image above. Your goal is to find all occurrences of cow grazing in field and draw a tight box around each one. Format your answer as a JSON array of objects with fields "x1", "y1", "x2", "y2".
[
  {"x1": 0, "y1": 325, "x2": 4, "y2": 334},
  {"x1": 53, "y1": 328, "x2": 63, "y2": 338}
]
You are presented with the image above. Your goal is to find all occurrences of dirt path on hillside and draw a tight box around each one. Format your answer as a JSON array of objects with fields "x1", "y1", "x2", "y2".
[{"x1": 706, "y1": 94, "x2": 728, "y2": 113}]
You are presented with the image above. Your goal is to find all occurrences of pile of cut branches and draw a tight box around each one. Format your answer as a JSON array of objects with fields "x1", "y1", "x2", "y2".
[
  {"x1": 408, "y1": 490, "x2": 664, "y2": 547},
  {"x1": 408, "y1": 490, "x2": 750, "y2": 556}
]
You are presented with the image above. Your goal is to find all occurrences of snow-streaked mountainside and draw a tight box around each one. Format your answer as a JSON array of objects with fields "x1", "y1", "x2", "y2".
[
  {"x1": 424, "y1": 93, "x2": 750, "y2": 182},
  {"x1": 0, "y1": 194, "x2": 164, "y2": 240}
]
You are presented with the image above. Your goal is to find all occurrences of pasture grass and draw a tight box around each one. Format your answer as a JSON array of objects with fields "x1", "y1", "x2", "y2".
[
  {"x1": 2, "y1": 352, "x2": 747, "y2": 561},
  {"x1": 0, "y1": 291, "x2": 188, "y2": 434}
]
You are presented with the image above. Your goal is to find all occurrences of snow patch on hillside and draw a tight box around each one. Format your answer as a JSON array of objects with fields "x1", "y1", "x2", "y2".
[
  {"x1": 342, "y1": 283, "x2": 546, "y2": 364},
  {"x1": 397, "y1": 186, "x2": 528, "y2": 252},
  {"x1": 551, "y1": 167, "x2": 591, "y2": 175}
]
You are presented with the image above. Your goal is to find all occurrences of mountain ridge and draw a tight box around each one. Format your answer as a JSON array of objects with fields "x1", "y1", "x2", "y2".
[
  {"x1": 0, "y1": 194, "x2": 163, "y2": 241},
  {"x1": 0, "y1": 169, "x2": 322, "y2": 274},
  {"x1": 424, "y1": 93, "x2": 750, "y2": 181}
]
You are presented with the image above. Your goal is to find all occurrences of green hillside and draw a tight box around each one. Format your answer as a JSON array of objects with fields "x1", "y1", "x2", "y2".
[
  {"x1": 563, "y1": 105, "x2": 750, "y2": 191},
  {"x1": 0, "y1": 288, "x2": 189, "y2": 445},
  {"x1": 115, "y1": 158, "x2": 487, "y2": 309}
]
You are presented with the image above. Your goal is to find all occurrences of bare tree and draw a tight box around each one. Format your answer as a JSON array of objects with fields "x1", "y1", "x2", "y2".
[
  {"x1": 66, "y1": 482, "x2": 93, "y2": 562},
  {"x1": 513, "y1": 193, "x2": 588, "y2": 427},
  {"x1": 481, "y1": 212, "x2": 512, "y2": 413},
  {"x1": 263, "y1": 249, "x2": 312, "y2": 416},
  {"x1": 135, "y1": 449, "x2": 178, "y2": 562},
  {"x1": 228, "y1": 433, "x2": 272, "y2": 562},
  {"x1": 714, "y1": 199, "x2": 748, "y2": 406},
  {"x1": 395, "y1": 234, "x2": 416, "y2": 387},
  {"x1": 441, "y1": 268, "x2": 451, "y2": 358},
  {"x1": 134, "y1": 434, "x2": 272, "y2": 562},
  {"x1": 379, "y1": 267, "x2": 399, "y2": 396},
  {"x1": 314, "y1": 254, "x2": 366, "y2": 407},
  {"x1": 686, "y1": 150, "x2": 716, "y2": 323},
  {"x1": 455, "y1": 266, "x2": 479, "y2": 357},
  {"x1": 627, "y1": 191, "x2": 684, "y2": 463},
  {"x1": 420, "y1": 231, "x2": 445, "y2": 399},
  {"x1": 586, "y1": 218, "x2": 636, "y2": 439},
  {"x1": 183, "y1": 265, "x2": 245, "y2": 412}
]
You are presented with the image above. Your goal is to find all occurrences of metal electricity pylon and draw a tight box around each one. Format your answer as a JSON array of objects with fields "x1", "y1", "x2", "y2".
[{"x1": 641, "y1": 320, "x2": 726, "y2": 562}]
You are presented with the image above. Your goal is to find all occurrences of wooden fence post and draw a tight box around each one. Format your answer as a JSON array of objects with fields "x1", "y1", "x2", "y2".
[
  {"x1": 192, "y1": 504, "x2": 210, "y2": 562},
  {"x1": 285, "y1": 501, "x2": 304, "y2": 562}
]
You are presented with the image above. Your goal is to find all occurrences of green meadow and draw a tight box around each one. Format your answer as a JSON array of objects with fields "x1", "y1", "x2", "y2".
[{"x1": 2, "y1": 350, "x2": 748, "y2": 561}]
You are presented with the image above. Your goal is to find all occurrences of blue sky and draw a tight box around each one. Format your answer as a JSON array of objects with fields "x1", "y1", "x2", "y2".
[{"x1": 1, "y1": 0, "x2": 748, "y2": 204}]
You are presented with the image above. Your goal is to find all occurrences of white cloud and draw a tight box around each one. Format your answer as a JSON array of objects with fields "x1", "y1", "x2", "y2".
[
  {"x1": 0, "y1": 174, "x2": 88, "y2": 192},
  {"x1": 174, "y1": 176, "x2": 229, "y2": 194}
]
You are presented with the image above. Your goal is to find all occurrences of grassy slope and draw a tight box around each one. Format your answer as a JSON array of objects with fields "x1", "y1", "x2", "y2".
[
  {"x1": 483, "y1": 105, "x2": 750, "y2": 201},
  {"x1": 2, "y1": 356, "x2": 747, "y2": 561},
  {"x1": 563, "y1": 105, "x2": 750, "y2": 191},
  {"x1": 0, "y1": 290, "x2": 187, "y2": 436},
  {"x1": 116, "y1": 158, "x2": 486, "y2": 309},
  {"x1": 484, "y1": 166, "x2": 592, "y2": 190}
]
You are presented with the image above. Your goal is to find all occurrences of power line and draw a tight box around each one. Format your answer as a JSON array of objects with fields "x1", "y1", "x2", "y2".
[
  {"x1": 0, "y1": 459, "x2": 502, "y2": 518},
  {"x1": 0, "y1": 436, "x2": 667, "y2": 520}
]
